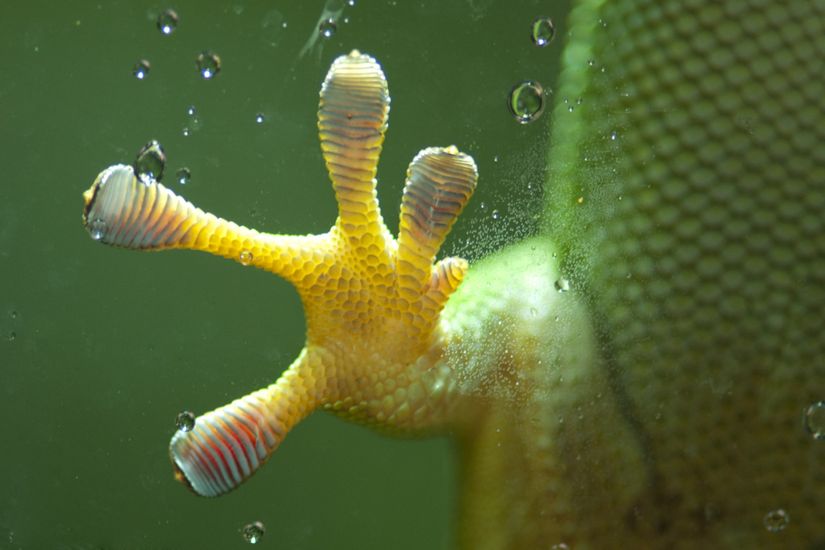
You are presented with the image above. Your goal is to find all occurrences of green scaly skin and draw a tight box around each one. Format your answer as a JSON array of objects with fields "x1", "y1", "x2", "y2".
[{"x1": 453, "y1": 0, "x2": 825, "y2": 547}]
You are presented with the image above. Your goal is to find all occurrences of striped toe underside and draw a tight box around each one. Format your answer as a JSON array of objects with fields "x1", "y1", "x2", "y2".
[
  {"x1": 170, "y1": 391, "x2": 281, "y2": 497},
  {"x1": 82, "y1": 164, "x2": 204, "y2": 249}
]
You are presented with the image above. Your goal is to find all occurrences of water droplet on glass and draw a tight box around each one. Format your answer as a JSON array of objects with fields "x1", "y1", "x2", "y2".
[
  {"x1": 89, "y1": 218, "x2": 107, "y2": 241},
  {"x1": 479, "y1": 201, "x2": 487, "y2": 211},
  {"x1": 186, "y1": 105, "x2": 196, "y2": 117},
  {"x1": 804, "y1": 401, "x2": 825, "y2": 440},
  {"x1": 182, "y1": 127, "x2": 190, "y2": 137},
  {"x1": 196, "y1": 51, "x2": 221, "y2": 80},
  {"x1": 176, "y1": 167, "x2": 191, "y2": 185},
  {"x1": 157, "y1": 9, "x2": 179, "y2": 35},
  {"x1": 239, "y1": 250, "x2": 254, "y2": 266},
  {"x1": 176, "y1": 410, "x2": 196, "y2": 432},
  {"x1": 530, "y1": 17, "x2": 555, "y2": 46},
  {"x1": 764, "y1": 509, "x2": 789, "y2": 533},
  {"x1": 491, "y1": 209, "x2": 500, "y2": 220},
  {"x1": 555, "y1": 278, "x2": 570, "y2": 292},
  {"x1": 241, "y1": 521, "x2": 265, "y2": 544},
  {"x1": 347, "y1": 0, "x2": 356, "y2": 5},
  {"x1": 508, "y1": 81, "x2": 545, "y2": 124},
  {"x1": 319, "y1": 18, "x2": 337, "y2": 39},
  {"x1": 610, "y1": 131, "x2": 617, "y2": 141},
  {"x1": 255, "y1": 113, "x2": 265, "y2": 124},
  {"x1": 133, "y1": 59, "x2": 151, "y2": 80},
  {"x1": 134, "y1": 140, "x2": 166, "y2": 184}
]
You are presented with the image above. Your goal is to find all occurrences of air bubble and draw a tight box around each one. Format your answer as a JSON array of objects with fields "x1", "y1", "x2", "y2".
[
  {"x1": 508, "y1": 81, "x2": 545, "y2": 124},
  {"x1": 134, "y1": 140, "x2": 166, "y2": 184},
  {"x1": 550, "y1": 544, "x2": 570, "y2": 550},
  {"x1": 319, "y1": 18, "x2": 337, "y2": 39},
  {"x1": 186, "y1": 105, "x2": 196, "y2": 117},
  {"x1": 157, "y1": 9, "x2": 179, "y2": 35},
  {"x1": 554, "y1": 278, "x2": 570, "y2": 292},
  {"x1": 133, "y1": 59, "x2": 150, "y2": 80},
  {"x1": 530, "y1": 17, "x2": 555, "y2": 46},
  {"x1": 241, "y1": 521, "x2": 265, "y2": 544},
  {"x1": 804, "y1": 401, "x2": 825, "y2": 440},
  {"x1": 255, "y1": 113, "x2": 265, "y2": 124},
  {"x1": 89, "y1": 219, "x2": 107, "y2": 241},
  {"x1": 175, "y1": 410, "x2": 195, "y2": 432},
  {"x1": 239, "y1": 250, "x2": 254, "y2": 266},
  {"x1": 610, "y1": 131, "x2": 617, "y2": 141},
  {"x1": 8, "y1": 332, "x2": 16, "y2": 342},
  {"x1": 176, "y1": 167, "x2": 191, "y2": 185},
  {"x1": 491, "y1": 209, "x2": 500, "y2": 220},
  {"x1": 347, "y1": 0, "x2": 356, "y2": 5},
  {"x1": 764, "y1": 509, "x2": 789, "y2": 533},
  {"x1": 196, "y1": 51, "x2": 221, "y2": 80}
]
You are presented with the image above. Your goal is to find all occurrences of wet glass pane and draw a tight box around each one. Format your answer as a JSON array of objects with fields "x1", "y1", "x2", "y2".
[{"x1": 2, "y1": 0, "x2": 823, "y2": 548}]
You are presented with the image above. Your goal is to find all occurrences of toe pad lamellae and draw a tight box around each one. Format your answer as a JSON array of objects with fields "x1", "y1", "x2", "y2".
[
  {"x1": 82, "y1": 164, "x2": 330, "y2": 284},
  {"x1": 318, "y1": 50, "x2": 390, "y2": 233},
  {"x1": 398, "y1": 147, "x2": 477, "y2": 312}
]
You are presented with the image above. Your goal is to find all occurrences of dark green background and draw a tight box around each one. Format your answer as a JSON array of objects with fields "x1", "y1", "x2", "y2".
[{"x1": 0, "y1": 0, "x2": 568, "y2": 548}]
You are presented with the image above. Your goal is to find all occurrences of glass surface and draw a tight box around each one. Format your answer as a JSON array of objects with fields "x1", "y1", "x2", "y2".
[{"x1": 0, "y1": 0, "x2": 565, "y2": 547}]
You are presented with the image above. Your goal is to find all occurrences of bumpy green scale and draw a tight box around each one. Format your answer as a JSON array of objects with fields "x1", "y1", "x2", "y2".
[{"x1": 540, "y1": 0, "x2": 825, "y2": 546}]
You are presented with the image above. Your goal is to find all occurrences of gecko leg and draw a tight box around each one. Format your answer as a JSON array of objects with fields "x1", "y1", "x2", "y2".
[{"x1": 82, "y1": 51, "x2": 477, "y2": 496}]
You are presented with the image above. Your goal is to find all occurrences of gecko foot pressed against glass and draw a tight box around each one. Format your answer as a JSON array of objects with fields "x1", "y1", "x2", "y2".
[{"x1": 82, "y1": 50, "x2": 483, "y2": 497}]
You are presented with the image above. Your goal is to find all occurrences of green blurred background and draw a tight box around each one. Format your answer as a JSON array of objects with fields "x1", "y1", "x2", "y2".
[{"x1": 0, "y1": 0, "x2": 569, "y2": 547}]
